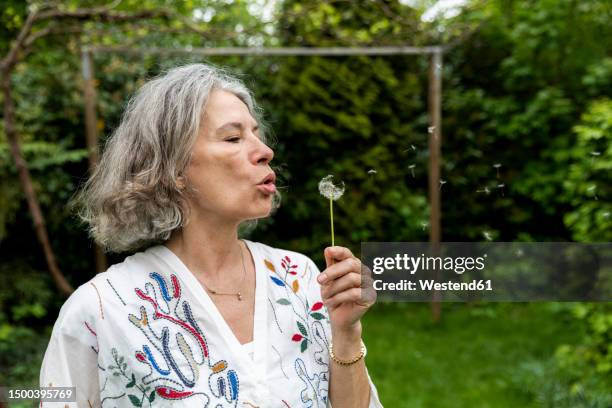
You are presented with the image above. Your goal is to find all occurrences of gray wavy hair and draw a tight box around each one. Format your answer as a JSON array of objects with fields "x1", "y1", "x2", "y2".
[{"x1": 71, "y1": 63, "x2": 281, "y2": 254}]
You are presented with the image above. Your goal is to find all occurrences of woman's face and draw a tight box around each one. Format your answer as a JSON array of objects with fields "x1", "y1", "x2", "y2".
[{"x1": 182, "y1": 88, "x2": 276, "y2": 223}]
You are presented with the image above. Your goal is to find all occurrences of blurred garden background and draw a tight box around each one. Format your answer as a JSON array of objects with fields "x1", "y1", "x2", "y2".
[{"x1": 0, "y1": 0, "x2": 610, "y2": 406}]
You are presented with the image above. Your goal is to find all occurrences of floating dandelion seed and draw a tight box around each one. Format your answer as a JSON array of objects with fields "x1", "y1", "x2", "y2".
[
  {"x1": 587, "y1": 184, "x2": 598, "y2": 200},
  {"x1": 408, "y1": 164, "x2": 416, "y2": 177},
  {"x1": 421, "y1": 221, "x2": 429, "y2": 231},
  {"x1": 497, "y1": 183, "x2": 505, "y2": 197},
  {"x1": 439, "y1": 179, "x2": 447, "y2": 190},
  {"x1": 367, "y1": 169, "x2": 377, "y2": 175},
  {"x1": 603, "y1": 212, "x2": 610, "y2": 219},
  {"x1": 318, "y1": 175, "x2": 345, "y2": 246},
  {"x1": 590, "y1": 151, "x2": 601, "y2": 164},
  {"x1": 516, "y1": 248, "x2": 524, "y2": 257},
  {"x1": 476, "y1": 186, "x2": 491, "y2": 195},
  {"x1": 428, "y1": 126, "x2": 435, "y2": 134},
  {"x1": 483, "y1": 231, "x2": 493, "y2": 241},
  {"x1": 402, "y1": 144, "x2": 417, "y2": 153},
  {"x1": 493, "y1": 163, "x2": 502, "y2": 178}
]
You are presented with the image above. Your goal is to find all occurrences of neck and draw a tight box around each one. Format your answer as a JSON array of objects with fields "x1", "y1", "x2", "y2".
[{"x1": 164, "y1": 211, "x2": 245, "y2": 286}]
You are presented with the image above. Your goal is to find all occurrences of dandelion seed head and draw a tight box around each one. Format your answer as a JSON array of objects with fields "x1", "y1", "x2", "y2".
[
  {"x1": 318, "y1": 175, "x2": 345, "y2": 201},
  {"x1": 367, "y1": 169, "x2": 377, "y2": 175}
]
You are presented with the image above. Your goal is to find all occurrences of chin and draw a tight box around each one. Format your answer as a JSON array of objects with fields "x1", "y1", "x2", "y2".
[
  {"x1": 238, "y1": 206, "x2": 272, "y2": 221},
  {"x1": 253, "y1": 208, "x2": 273, "y2": 219}
]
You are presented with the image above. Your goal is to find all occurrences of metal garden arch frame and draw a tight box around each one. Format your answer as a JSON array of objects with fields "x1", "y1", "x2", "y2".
[{"x1": 81, "y1": 45, "x2": 444, "y2": 276}]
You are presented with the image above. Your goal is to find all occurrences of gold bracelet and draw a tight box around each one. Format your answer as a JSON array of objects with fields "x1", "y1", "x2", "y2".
[{"x1": 329, "y1": 339, "x2": 367, "y2": 366}]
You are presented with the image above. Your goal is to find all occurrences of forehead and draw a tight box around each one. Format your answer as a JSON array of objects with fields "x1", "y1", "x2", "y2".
[{"x1": 202, "y1": 89, "x2": 256, "y2": 128}]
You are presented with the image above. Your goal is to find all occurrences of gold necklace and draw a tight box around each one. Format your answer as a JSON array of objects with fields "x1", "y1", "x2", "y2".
[{"x1": 202, "y1": 240, "x2": 247, "y2": 301}]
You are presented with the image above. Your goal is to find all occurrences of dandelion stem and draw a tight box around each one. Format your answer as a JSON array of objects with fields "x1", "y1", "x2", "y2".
[{"x1": 330, "y1": 196, "x2": 335, "y2": 246}]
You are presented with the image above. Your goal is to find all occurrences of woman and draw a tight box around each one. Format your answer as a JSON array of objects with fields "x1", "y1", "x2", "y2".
[{"x1": 40, "y1": 63, "x2": 383, "y2": 407}]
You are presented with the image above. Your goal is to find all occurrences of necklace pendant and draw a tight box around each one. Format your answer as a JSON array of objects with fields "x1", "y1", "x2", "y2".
[{"x1": 237, "y1": 292, "x2": 242, "y2": 301}]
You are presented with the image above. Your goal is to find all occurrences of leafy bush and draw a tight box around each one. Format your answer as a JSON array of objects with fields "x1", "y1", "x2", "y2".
[{"x1": 513, "y1": 303, "x2": 612, "y2": 407}]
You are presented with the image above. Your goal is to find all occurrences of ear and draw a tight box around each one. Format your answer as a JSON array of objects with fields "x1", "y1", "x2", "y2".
[{"x1": 176, "y1": 175, "x2": 186, "y2": 190}]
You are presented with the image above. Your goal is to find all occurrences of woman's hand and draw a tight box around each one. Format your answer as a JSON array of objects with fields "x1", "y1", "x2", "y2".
[{"x1": 317, "y1": 246, "x2": 377, "y2": 335}]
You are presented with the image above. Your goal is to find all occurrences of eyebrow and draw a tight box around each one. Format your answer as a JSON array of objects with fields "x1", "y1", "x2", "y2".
[{"x1": 215, "y1": 122, "x2": 259, "y2": 134}]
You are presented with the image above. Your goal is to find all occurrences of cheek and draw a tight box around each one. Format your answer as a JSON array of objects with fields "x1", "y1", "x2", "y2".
[{"x1": 186, "y1": 153, "x2": 250, "y2": 194}]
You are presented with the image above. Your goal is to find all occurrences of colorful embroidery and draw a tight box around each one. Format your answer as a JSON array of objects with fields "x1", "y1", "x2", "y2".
[
  {"x1": 294, "y1": 358, "x2": 329, "y2": 408},
  {"x1": 265, "y1": 253, "x2": 331, "y2": 405},
  {"x1": 266, "y1": 255, "x2": 330, "y2": 354},
  {"x1": 104, "y1": 347, "x2": 154, "y2": 407},
  {"x1": 100, "y1": 271, "x2": 241, "y2": 406}
]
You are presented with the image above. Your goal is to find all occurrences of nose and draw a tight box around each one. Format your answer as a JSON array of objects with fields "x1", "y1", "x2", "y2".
[{"x1": 251, "y1": 134, "x2": 274, "y2": 165}]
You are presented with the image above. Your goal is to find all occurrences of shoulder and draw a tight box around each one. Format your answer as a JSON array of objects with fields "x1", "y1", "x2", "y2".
[
  {"x1": 53, "y1": 247, "x2": 161, "y2": 327},
  {"x1": 53, "y1": 281, "x2": 98, "y2": 329}
]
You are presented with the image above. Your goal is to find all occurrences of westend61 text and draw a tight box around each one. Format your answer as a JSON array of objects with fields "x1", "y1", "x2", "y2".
[{"x1": 374, "y1": 279, "x2": 493, "y2": 291}]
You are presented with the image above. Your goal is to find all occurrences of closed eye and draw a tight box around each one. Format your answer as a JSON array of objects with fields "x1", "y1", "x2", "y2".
[{"x1": 225, "y1": 136, "x2": 241, "y2": 143}]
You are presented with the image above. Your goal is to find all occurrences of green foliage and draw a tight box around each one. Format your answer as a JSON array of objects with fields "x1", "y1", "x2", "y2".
[
  {"x1": 0, "y1": 260, "x2": 55, "y2": 386},
  {"x1": 513, "y1": 303, "x2": 612, "y2": 407},
  {"x1": 560, "y1": 304, "x2": 612, "y2": 377},
  {"x1": 563, "y1": 98, "x2": 612, "y2": 242},
  {"x1": 440, "y1": 0, "x2": 611, "y2": 241}
]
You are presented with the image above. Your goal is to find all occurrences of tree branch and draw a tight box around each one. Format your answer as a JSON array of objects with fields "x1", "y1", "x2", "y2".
[{"x1": 0, "y1": 8, "x2": 40, "y2": 73}]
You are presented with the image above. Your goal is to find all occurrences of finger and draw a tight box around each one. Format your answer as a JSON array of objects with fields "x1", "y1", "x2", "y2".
[
  {"x1": 324, "y1": 287, "x2": 363, "y2": 309},
  {"x1": 321, "y1": 271, "x2": 362, "y2": 300},
  {"x1": 318, "y1": 256, "x2": 361, "y2": 284},
  {"x1": 324, "y1": 246, "x2": 355, "y2": 268},
  {"x1": 326, "y1": 283, "x2": 378, "y2": 309}
]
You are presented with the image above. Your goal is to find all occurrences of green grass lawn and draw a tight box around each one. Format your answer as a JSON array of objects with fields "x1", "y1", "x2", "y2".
[{"x1": 361, "y1": 302, "x2": 583, "y2": 408}]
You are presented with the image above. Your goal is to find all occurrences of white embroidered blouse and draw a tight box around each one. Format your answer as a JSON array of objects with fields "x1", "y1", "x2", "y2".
[{"x1": 40, "y1": 239, "x2": 383, "y2": 407}]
